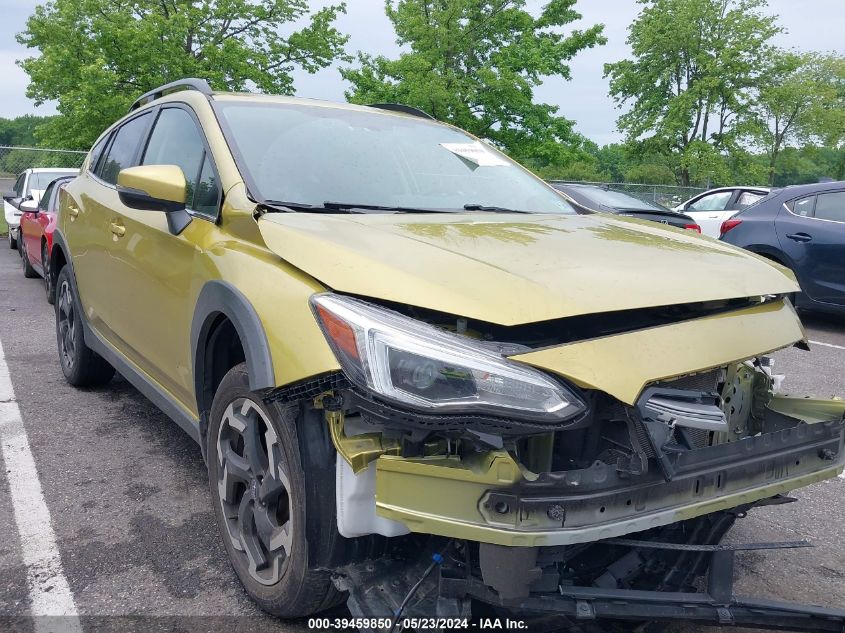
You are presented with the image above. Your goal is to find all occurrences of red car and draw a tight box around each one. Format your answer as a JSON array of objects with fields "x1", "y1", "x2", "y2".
[{"x1": 19, "y1": 175, "x2": 75, "y2": 303}]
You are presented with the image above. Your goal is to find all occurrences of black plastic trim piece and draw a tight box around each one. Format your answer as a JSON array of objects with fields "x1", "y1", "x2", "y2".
[
  {"x1": 83, "y1": 320, "x2": 201, "y2": 444},
  {"x1": 263, "y1": 371, "x2": 349, "y2": 405},
  {"x1": 345, "y1": 385, "x2": 592, "y2": 436},
  {"x1": 191, "y1": 280, "x2": 276, "y2": 400},
  {"x1": 129, "y1": 78, "x2": 213, "y2": 112}
]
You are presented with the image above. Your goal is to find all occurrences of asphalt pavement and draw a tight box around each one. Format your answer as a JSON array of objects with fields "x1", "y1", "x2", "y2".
[{"x1": 0, "y1": 245, "x2": 842, "y2": 633}]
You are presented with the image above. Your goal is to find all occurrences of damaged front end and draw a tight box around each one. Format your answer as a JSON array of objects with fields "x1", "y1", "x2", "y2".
[{"x1": 266, "y1": 294, "x2": 845, "y2": 632}]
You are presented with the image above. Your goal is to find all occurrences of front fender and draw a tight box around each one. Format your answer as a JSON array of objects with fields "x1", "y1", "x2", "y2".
[{"x1": 191, "y1": 279, "x2": 276, "y2": 397}]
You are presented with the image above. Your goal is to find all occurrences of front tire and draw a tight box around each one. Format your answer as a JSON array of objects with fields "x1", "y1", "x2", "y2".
[
  {"x1": 207, "y1": 364, "x2": 345, "y2": 617},
  {"x1": 21, "y1": 242, "x2": 37, "y2": 278},
  {"x1": 55, "y1": 266, "x2": 115, "y2": 387}
]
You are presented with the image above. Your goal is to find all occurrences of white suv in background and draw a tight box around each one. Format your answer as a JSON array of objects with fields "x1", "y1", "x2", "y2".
[
  {"x1": 674, "y1": 186, "x2": 770, "y2": 238},
  {"x1": 3, "y1": 167, "x2": 79, "y2": 249}
]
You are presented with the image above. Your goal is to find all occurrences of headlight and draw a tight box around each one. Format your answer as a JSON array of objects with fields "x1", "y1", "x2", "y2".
[{"x1": 310, "y1": 294, "x2": 586, "y2": 423}]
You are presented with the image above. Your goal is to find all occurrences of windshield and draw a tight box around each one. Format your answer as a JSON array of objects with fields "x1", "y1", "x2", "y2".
[
  {"x1": 215, "y1": 101, "x2": 575, "y2": 214},
  {"x1": 27, "y1": 171, "x2": 77, "y2": 193},
  {"x1": 572, "y1": 186, "x2": 669, "y2": 212}
]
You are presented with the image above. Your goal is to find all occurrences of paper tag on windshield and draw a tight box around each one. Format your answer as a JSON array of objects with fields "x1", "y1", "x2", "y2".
[{"x1": 440, "y1": 141, "x2": 510, "y2": 167}]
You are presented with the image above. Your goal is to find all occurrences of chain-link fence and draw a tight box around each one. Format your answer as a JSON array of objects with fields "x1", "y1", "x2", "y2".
[
  {"x1": 549, "y1": 180, "x2": 707, "y2": 209},
  {"x1": 0, "y1": 145, "x2": 87, "y2": 193}
]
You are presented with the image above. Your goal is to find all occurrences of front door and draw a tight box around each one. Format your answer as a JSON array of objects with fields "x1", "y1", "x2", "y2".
[
  {"x1": 24, "y1": 180, "x2": 56, "y2": 273},
  {"x1": 105, "y1": 105, "x2": 222, "y2": 410},
  {"x1": 4, "y1": 173, "x2": 26, "y2": 237}
]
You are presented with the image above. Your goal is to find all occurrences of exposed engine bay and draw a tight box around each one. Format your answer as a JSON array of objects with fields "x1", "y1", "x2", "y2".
[{"x1": 265, "y1": 297, "x2": 845, "y2": 632}]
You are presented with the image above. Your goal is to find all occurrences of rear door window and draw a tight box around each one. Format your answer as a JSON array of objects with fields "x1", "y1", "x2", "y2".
[
  {"x1": 813, "y1": 191, "x2": 845, "y2": 223},
  {"x1": 788, "y1": 196, "x2": 816, "y2": 217},
  {"x1": 97, "y1": 113, "x2": 151, "y2": 185}
]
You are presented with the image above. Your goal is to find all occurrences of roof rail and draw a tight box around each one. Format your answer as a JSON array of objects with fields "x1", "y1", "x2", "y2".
[
  {"x1": 367, "y1": 103, "x2": 435, "y2": 120},
  {"x1": 129, "y1": 78, "x2": 213, "y2": 112}
]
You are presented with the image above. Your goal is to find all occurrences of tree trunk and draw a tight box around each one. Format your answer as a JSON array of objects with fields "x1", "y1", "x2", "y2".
[
  {"x1": 680, "y1": 167, "x2": 691, "y2": 187},
  {"x1": 768, "y1": 149, "x2": 779, "y2": 186}
]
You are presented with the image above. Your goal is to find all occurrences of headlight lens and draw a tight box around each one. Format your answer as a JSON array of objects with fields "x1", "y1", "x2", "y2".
[{"x1": 310, "y1": 294, "x2": 586, "y2": 423}]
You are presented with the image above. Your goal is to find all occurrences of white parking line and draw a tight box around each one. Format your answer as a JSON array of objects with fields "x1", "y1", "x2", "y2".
[
  {"x1": 0, "y1": 339, "x2": 82, "y2": 633},
  {"x1": 809, "y1": 339, "x2": 845, "y2": 351}
]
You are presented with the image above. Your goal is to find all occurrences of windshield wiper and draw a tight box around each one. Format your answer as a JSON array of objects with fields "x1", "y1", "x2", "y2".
[
  {"x1": 259, "y1": 200, "x2": 319, "y2": 212},
  {"x1": 463, "y1": 203, "x2": 531, "y2": 213},
  {"x1": 322, "y1": 201, "x2": 456, "y2": 214},
  {"x1": 260, "y1": 199, "x2": 524, "y2": 214}
]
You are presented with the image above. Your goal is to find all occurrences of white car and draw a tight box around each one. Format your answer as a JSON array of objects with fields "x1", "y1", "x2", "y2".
[
  {"x1": 674, "y1": 186, "x2": 770, "y2": 238},
  {"x1": 3, "y1": 167, "x2": 79, "y2": 249}
]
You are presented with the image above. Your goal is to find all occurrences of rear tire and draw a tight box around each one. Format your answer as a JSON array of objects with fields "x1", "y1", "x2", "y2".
[
  {"x1": 55, "y1": 266, "x2": 115, "y2": 387},
  {"x1": 43, "y1": 243, "x2": 54, "y2": 304},
  {"x1": 207, "y1": 363, "x2": 346, "y2": 617},
  {"x1": 21, "y1": 242, "x2": 37, "y2": 278}
]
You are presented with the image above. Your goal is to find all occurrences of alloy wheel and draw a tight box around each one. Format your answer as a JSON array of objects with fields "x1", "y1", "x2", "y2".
[
  {"x1": 57, "y1": 280, "x2": 76, "y2": 368},
  {"x1": 216, "y1": 398, "x2": 293, "y2": 585}
]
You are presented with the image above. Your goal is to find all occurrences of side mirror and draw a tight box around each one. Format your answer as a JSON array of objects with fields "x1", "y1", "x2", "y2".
[
  {"x1": 116, "y1": 165, "x2": 191, "y2": 235},
  {"x1": 19, "y1": 199, "x2": 38, "y2": 213},
  {"x1": 2, "y1": 191, "x2": 16, "y2": 201}
]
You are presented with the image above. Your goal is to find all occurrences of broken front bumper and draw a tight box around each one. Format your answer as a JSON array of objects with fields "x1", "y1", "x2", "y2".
[{"x1": 375, "y1": 396, "x2": 845, "y2": 547}]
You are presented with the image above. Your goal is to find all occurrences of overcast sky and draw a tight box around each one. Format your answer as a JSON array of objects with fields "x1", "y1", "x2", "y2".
[{"x1": 1, "y1": 0, "x2": 843, "y2": 146}]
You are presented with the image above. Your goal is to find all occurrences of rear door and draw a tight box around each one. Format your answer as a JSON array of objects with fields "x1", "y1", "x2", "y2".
[
  {"x1": 684, "y1": 190, "x2": 734, "y2": 237},
  {"x1": 105, "y1": 104, "x2": 222, "y2": 408},
  {"x1": 776, "y1": 190, "x2": 845, "y2": 306},
  {"x1": 65, "y1": 112, "x2": 152, "y2": 344}
]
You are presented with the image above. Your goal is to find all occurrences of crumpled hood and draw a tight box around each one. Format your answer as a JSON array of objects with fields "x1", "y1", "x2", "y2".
[{"x1": 258, "y1": 212, "x2": 798, "y2": 325}]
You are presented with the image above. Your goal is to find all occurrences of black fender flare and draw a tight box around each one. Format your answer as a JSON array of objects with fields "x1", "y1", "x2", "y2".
[{"x1": 190, "y1": 280, "x2": 276, "y2": 410}]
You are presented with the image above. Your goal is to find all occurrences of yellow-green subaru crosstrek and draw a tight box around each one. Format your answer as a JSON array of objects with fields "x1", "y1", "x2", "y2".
[{"x1": 52, "y1": 79, "x2": 844, "y2": 632}]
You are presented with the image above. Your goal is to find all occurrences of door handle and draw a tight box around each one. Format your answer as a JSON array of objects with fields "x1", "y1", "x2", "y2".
[
  {"x1": 67, "y1": 205, "x2": 79, "y2": 219},
  {"x1": 110, "y1": 221, "x2": 126, "y2": 238},
  {"x1": 786, "y1": 232, "x2": 812, "y2": 243}
]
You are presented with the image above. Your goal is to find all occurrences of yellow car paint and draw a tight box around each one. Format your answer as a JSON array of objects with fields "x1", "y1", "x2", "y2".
[{"x1": 511, "y1": 298, "x2": 805, "y2": 404}]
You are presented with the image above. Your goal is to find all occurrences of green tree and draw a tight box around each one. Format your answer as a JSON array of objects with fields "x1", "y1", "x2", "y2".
[
  {"x1": 591, "y1": 143, "x2": 631, "y2": 182},
  {"x1": 17, "y1": 0, "x2": 350, "y2": 149},
  {"x1": 0, "y1": 115, "x2": 55, "y2": 147},
  {"x1": 745, "y1": 51, "x2": 845, "y2": 184},
  {"x1": 623, "y1": 163, "x2": 676, "y2": 185},
  {"x1": 534, "y1": 159, "x2": 607, "y2": 182},
  {"x1": 341, "y1": 0, "x2": 606, "y2": 164},
  {"x1": 605, "y1": 0, "x2": 781, "y2": 185}
]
